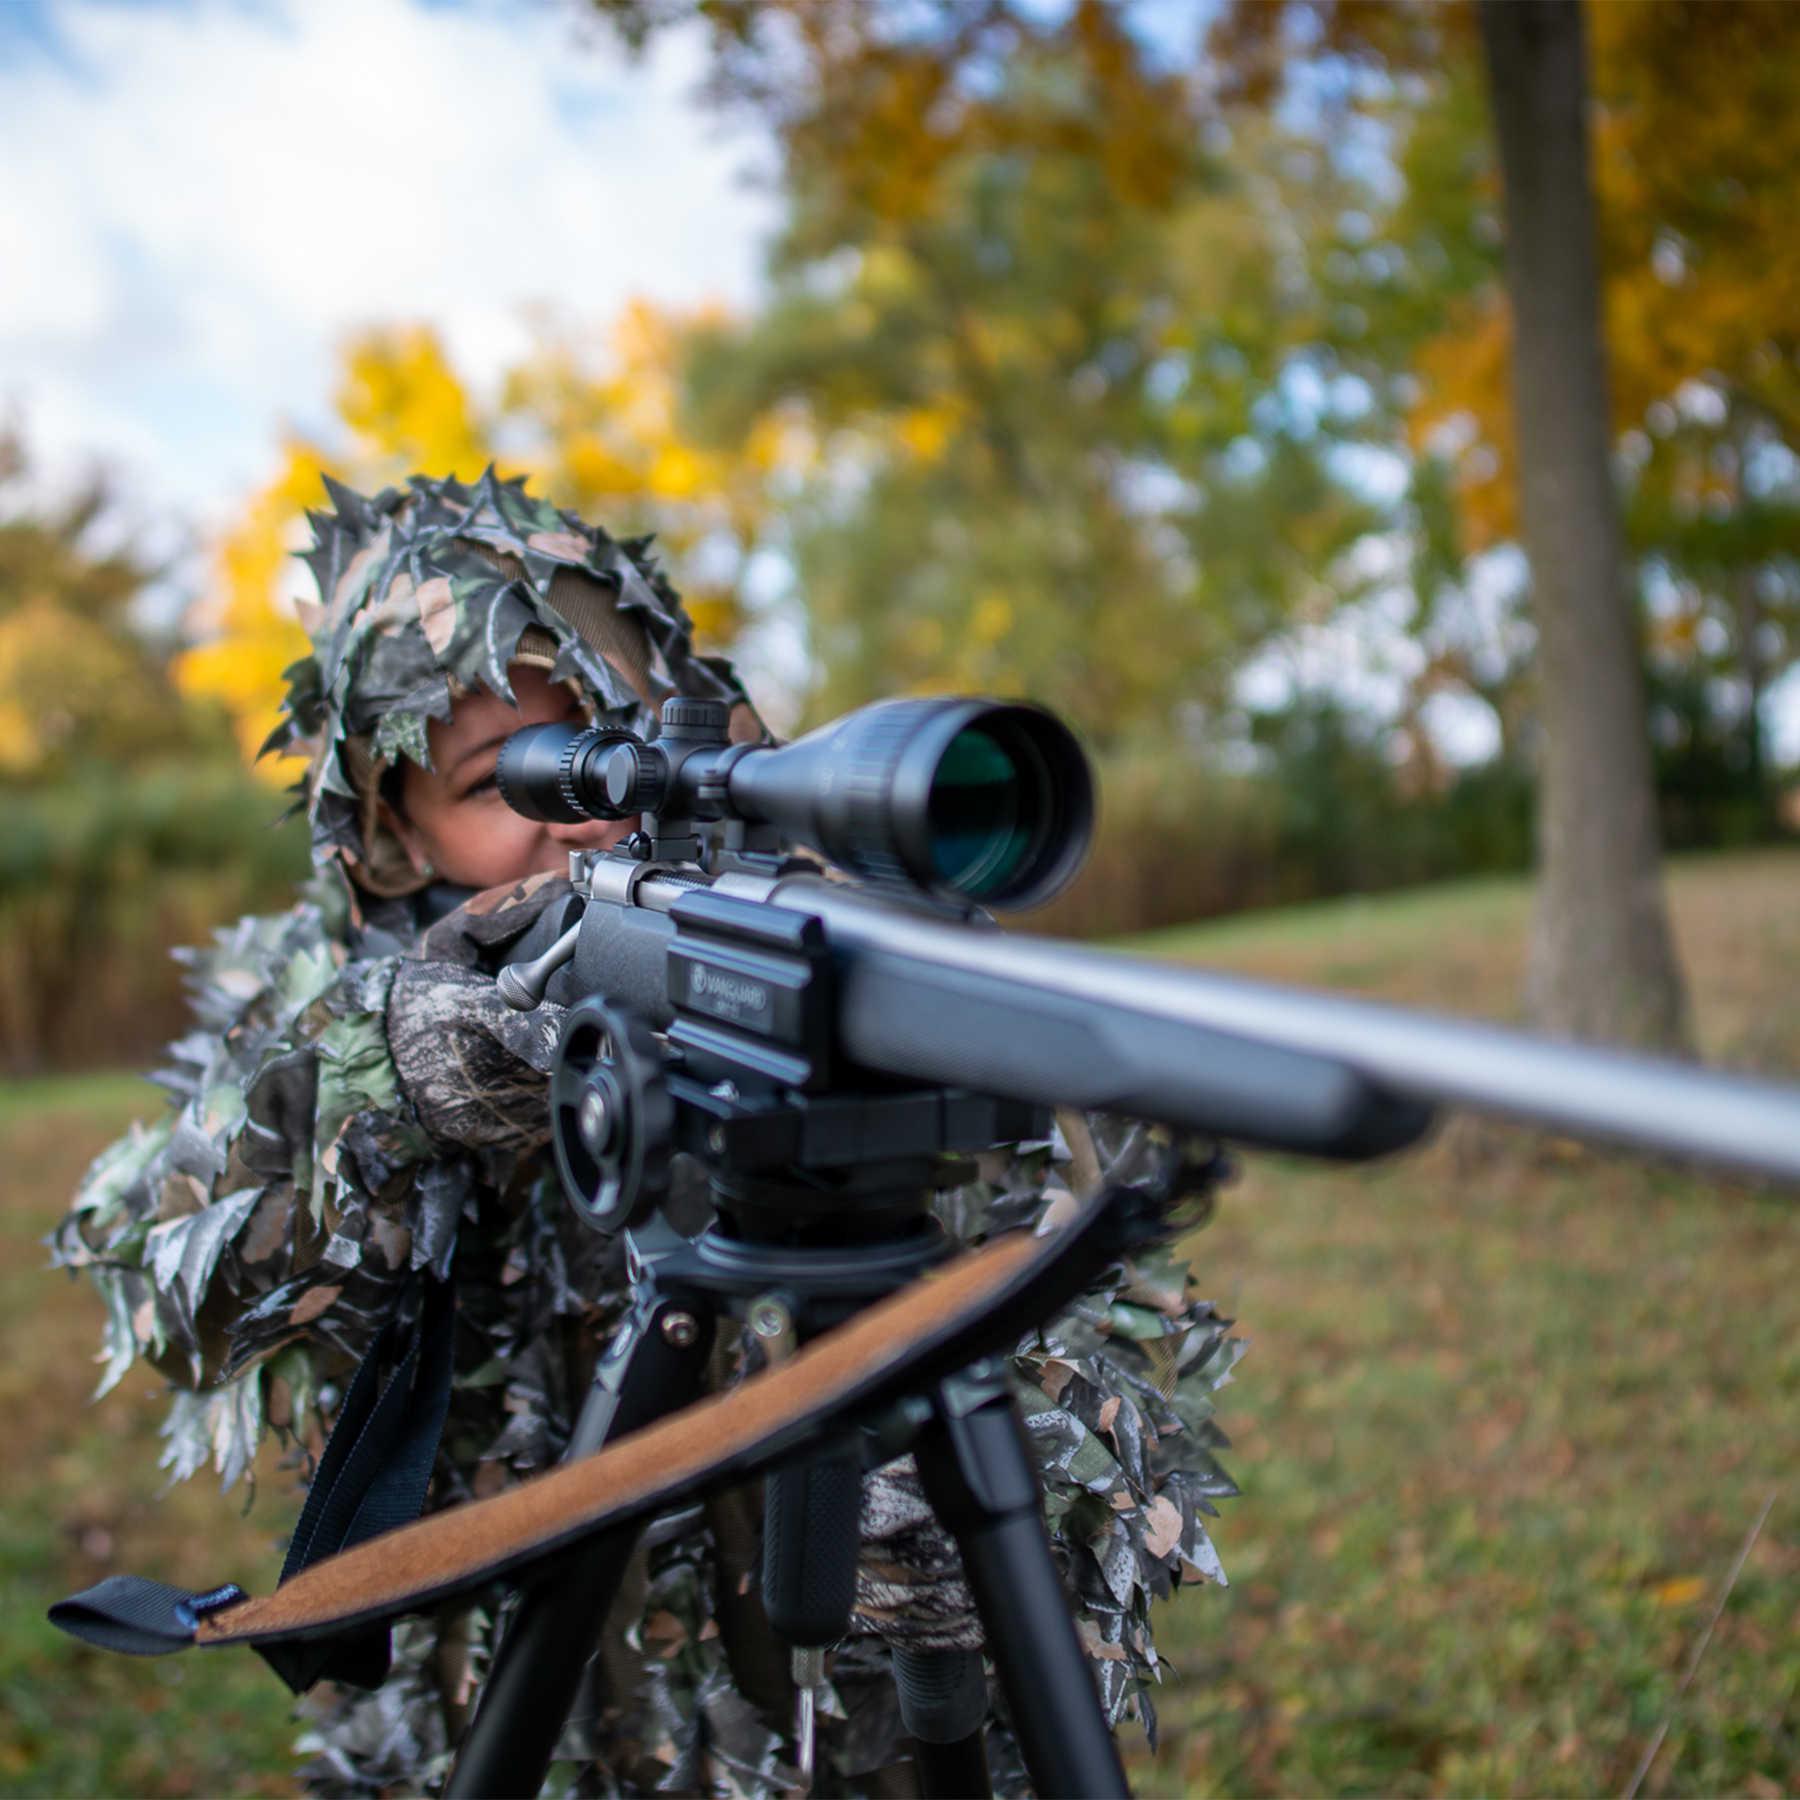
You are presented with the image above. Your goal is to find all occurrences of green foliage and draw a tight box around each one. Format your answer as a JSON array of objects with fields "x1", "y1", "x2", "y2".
[
  {"x1": 0, "y1": 766, "x2": 307, "y2": 1072},
  {"x1": 0, "y1": 764, "x2": 305, "y2": 899},
  {"x1": 1647, "y1": 665, "x2": 1781, "y2": 851},
  {"x1": 671, "y1": 6, "x2": 1386, "y2": 749},
  {"x1": 0, "y1": 424, "x2": 307, "y2": 1072},
  {"x1": 0, "y1": 428, "x2": 234, "y2": 780}
]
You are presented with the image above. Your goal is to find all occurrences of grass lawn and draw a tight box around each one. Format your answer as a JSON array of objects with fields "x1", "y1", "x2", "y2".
[
  {"x1": 2, "y1": 848, "x2": 1794, "y2": 1797},
  {"x1": 0, "y1": 1085, "x2": 297, "y2": 1797},
  {"x1": 1132, "y1": 849, "x2": 1799, "y2": 1798}
]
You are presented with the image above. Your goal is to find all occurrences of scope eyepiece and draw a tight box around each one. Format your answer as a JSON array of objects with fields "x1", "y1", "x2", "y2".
[
  {"x1": 496, "y1": 723, "x2": 643, "y2": 824},
  {"x1": 497, "y1": 695, "x2": 1093, "y2": 908}
]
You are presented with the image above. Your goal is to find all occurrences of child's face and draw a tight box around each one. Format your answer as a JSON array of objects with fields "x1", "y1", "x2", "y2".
[{"x1": 385, "y1": 664, "x2": 639, "y2": 890}]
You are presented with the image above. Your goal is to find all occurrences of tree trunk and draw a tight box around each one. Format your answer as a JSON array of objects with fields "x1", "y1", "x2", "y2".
[
  {"x1": 1731, "y1": 566, "x2": 1769, "y2": 827},
  {"x1": 1477, "y1": 0, "x2": 1690, "y2": 1050}
]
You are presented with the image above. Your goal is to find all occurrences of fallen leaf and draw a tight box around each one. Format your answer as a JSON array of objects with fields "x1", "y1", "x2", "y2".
[{"x1": 1653, "y1": 1575, "x2": 1707, "y2": 1608}]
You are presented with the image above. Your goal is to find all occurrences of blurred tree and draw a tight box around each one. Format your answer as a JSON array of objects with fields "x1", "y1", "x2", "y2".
[
  {"x1": 597, "y1": 0, "x2": 1387, "y2": 747},
  {"x1": 0, "y1": 426, "x2": 298, "y2": 1071},
  {"x1": 1354, "y1": 1, "x2": 1800, "y2": 815},
  {"x1": 502, "y1": 300, "x2": 808, "y2": 643},
  {"x1": 179, "y1": 311, "x2": 795, "y2": 769},
  {"x1": 1598, "y1": 0, "x2": 1800, "y2": 828},
  {"x1": 1475, "y1": 0, "x2": 1685, "y2": 1049},
  {"x1": 1208, "y1": 0, "x2": 1729, "y2": 1047},
  {"x1": 0, "y1": 427, "x2": 225, "y2": 780}
]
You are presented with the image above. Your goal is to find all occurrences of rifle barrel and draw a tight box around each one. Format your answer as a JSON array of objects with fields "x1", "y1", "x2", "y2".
[{"x1": 776, "y1": 879, "x2": 1800, "y2": 1185}]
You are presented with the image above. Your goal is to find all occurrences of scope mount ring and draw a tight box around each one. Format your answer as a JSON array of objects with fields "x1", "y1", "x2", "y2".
[{"x1": 550, "y1": 997, "x2": 674, "y2": 1235}]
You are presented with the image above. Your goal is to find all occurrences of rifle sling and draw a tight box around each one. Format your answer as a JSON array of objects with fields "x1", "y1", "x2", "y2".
[{"x1": 54, "y1": 1189, "x2": 1124, "y2": 1664}]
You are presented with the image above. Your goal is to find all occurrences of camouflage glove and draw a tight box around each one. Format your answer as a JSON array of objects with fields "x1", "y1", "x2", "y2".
[
  {"x1": 383, "y1": 871, "x2": 583, "y2": 1156},
  {"x1": 386, "y1": 959, "x2": 565, "y2": 1156},
  {"x1": 415, "y1": 871, "x2": 576, "y2": 969}
]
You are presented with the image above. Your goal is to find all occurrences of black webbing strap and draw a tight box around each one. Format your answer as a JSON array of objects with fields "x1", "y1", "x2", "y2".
[
  {"x1": 47, "y1": 1576, "x2": 249, "y2": 1657},
  {"x1": 51, "y1": 1274, "x2": 456, "y2": 1694}
]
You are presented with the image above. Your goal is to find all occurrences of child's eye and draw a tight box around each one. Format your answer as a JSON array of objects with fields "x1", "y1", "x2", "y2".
[{"x1": 461, "y1": 771, "x2": 501, "y2": 800}]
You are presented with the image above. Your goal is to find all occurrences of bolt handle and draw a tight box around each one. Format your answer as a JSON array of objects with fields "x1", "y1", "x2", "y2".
[{"x1": 497, "y1": 921, "x2": 582, "y2": 1011}]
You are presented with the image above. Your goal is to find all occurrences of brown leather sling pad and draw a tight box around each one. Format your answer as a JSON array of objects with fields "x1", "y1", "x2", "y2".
[{"x1": 164, "y1": 1185, "x2": 1132, "y2": 1654}]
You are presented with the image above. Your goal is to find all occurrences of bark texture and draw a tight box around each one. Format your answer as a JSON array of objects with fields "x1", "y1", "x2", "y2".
[{"x1": 1477, "y1": 0, "x2": 1690, "y2": 1050}]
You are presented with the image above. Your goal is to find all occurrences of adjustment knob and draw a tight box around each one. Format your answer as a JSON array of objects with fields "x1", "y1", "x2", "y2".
[{"x1": 659, "y1": 696, "x2": 731, "y2": 741}]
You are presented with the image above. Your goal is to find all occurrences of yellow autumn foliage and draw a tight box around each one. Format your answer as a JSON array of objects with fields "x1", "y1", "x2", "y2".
[
  {"x1": 181, "y1": 306, "x2": 804, "y2": 778},
  {"x1": 893, "y1": 400, "x2": 965, "y2": 466},
  {"x1": 0, "y1": 597, "x2": 181, "y2": 776},
  {"x1": 177, "y1": 439, "x2": 330, "y2": 770},
  {"x1": 1411, "y1": 0, "x2": 1800, "y2": 535}
]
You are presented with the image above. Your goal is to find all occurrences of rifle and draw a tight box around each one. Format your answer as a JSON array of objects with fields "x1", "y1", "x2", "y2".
[{"x1": 53, "y1": 694, "x2": 1800, "y2": 1799}]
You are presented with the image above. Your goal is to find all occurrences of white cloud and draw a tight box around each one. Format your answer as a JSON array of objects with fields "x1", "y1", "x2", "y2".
[{"x1": 1, "y1": 0, "x2": 775, "y2": 519}]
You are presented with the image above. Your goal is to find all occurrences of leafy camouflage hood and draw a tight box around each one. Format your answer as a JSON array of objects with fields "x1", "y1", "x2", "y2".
[{"x1": 266, "y1": 469, "x2": 750, "y2": 898}]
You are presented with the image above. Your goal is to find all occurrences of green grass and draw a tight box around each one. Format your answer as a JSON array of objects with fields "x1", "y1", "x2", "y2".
[
  {"x1": 3, "y1": 846, "x2": 1795, "y2": 1797},
  {"x1": 0, "y1": 1083, "x2": 297, "y2": 1798},
  {"x1": 0, "y1": 1069, "x2": 154, "y2": 1125},
  {"x1": 1124, "y1": 848, "x2": 1800, "y2": 1798},
  {"x1": 1121, "y1": 869, "x2": 1531, "y2": 966}
]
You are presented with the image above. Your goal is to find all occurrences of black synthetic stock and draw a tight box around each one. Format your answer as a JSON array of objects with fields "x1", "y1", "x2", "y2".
[
  {"x1": 542, "y1": 870, "x2": 1429, "y2": 1158},
  {"x1": 775, "y1": 879, "x2": 1800, "y2": 1181},
  {"x1": 835, "y1": 943, "x2": 1430, "y2": 1158}
]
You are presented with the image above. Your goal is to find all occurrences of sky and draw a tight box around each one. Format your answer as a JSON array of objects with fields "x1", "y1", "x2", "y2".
[{"x1": 0, "y1": 0, "x2": 775, "y2": 527}]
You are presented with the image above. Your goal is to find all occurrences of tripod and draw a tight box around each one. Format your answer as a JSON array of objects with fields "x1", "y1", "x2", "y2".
[{"x1": 443, "y1": 1000, "x2": 1151, "y2": 1799}]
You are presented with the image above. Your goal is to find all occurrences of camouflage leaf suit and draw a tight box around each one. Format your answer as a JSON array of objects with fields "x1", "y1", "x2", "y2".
[{"x1": 57, "y1": 471, "x2": 1243, "y2": 1797}]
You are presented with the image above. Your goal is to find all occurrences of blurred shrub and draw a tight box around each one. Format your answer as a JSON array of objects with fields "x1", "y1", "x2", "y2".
[
  {"x1": 1019, "y1": 694, "x2": 1777, "y2": 940},
  {"x1": 1647, "y1": 665, "x2": 1782, "y2": 852},
  {"x1": 0, "y1": 762, "x2": 306, "y2": 1072},
  {"x1": 1023, "y1": 756, "x2": 1518, "y2": 940}
]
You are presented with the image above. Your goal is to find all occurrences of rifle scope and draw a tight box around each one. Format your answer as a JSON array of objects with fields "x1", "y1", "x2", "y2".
[{"x1": 498, "y1": 696, "x2": 1093, "y2": 910}]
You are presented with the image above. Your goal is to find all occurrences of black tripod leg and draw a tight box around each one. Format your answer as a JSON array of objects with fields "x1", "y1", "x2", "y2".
[
  {"x1": 893, "y1": 1645, "x2": 991, "y2": 1798},
  {"x1": 913, "y1": 1366, "x2": 1130, "y2": 1800},
  {"x1": 445, "y1": 1289, "x2": 714, "y2": 1799}
]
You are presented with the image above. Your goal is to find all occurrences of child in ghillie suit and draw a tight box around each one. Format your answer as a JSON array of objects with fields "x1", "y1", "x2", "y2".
[{"x1": 56, "y1": 471, "x2": 1243, "y2": 1797}]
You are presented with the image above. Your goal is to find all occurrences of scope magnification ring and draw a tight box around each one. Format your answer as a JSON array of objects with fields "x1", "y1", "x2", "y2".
[{"x1": 556, "y1": 729, "x2": 595, "y2": 820}]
